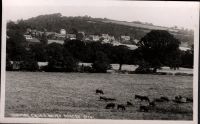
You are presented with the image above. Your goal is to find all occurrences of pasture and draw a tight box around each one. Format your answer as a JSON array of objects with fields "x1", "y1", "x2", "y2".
[{"x1": 5, "y1": 71, "x2": 193, "y2": 120}]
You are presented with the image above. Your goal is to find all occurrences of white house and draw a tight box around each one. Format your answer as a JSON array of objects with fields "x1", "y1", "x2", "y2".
[
  {"x1": 121, "y1": 35, "x2": 130, "y2": 42},
  {"x1": 24, "y1": 35, "x2": 33, "y2": 40},
  {"x1": 60, "y1": 29, "x2": 66, "y2": 35}
]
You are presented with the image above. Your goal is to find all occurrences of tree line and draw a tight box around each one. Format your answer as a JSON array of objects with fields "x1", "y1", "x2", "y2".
[{"x1": 6, "y1": 26, "x2": 193, "y2": 73}]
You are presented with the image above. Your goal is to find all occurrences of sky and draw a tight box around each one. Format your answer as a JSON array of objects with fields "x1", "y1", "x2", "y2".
[{"x1": 3, "y1": 0, "x2": 199, "y2": 30}]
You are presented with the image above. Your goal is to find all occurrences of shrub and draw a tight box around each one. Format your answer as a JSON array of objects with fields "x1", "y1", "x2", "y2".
[
  {"x1": 20, "y1": 61, "x2": 39, "y2": 71},
  {"x1": 92, "y1": 51, "x2": 111, "y2": 73}
]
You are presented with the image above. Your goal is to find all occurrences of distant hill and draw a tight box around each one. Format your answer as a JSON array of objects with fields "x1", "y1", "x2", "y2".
[{"x1": 9, "y1": 13, "x2": 194, "y2": 47}]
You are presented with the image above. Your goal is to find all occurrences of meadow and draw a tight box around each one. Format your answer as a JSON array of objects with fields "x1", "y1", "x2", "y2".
[{"x1": 5, "y1": 71, "x2": 193, "y2": 120}]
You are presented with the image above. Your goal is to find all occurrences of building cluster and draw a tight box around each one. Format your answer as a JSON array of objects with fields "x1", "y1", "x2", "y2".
[
  {"x1": 23, "y1": 28, "x2": 139, "y2": 46},
  {"x1": 22, "y1": 28, "x2": 191, "y2": 52}
]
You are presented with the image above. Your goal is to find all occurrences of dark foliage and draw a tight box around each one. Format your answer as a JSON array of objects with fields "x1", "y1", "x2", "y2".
[
  {"x1": 92, "y1": 51, "x2": 111, "y2": 73},
  {"x1": 137, "y1": 30, "x2": 181, "y2": 72}
]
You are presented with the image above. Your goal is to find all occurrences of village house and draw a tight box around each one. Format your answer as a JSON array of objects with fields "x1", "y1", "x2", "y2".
[
  {"x1": 101, "y1": 34, "x2": 115, "y2": 43},
  {"x1": 9, "y1": 61, "x2": 22, "y2": 70},
  {"x1": 88, "y1": 35, "x2": 100, "y2": 41},
  {"x1": 26, "y1": 37, "x2": 41, "y2": 47},
  {"x1": 24, "y1": 34, "x2": 40, "y2": 47},
  {"x1": 54, "y1": 33, "x2": 66, "y2": 40},
  {"x1": 120, "y1": 35, "x2": 131, "y2": 42},
  {"x1": 66, "y1": 33, "x2": 76, "y2": 40},
  {"x1": 60, "y1": 29, "x2": 66, "y2": 35},
  {"x1": 133, "y1": 39, "x2": 139, "y2": 44},
  {"x1": 24, "y1": 34, "x2": 33, "y2": 40}
]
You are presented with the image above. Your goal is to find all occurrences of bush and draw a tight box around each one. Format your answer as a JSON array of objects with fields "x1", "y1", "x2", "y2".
[
  {"x1": 175, "y1": 73, "x2": 193, "y2": 76},
  {"x1": 80, "y1": 65, "x2": 94, "y2": 73},
  {"x1": 135, "y1": 61, "x2": 151, "y2": 74},
  {"x1": 135, "y1": 66, "x2": 151, "y2": 74},
  {"x1": 63, "y1": 56, "x2": 78, "y2": 72},
  {"x1": 92, "y1": 61, "x2": 110, "y2": 73},
  {"x1": 20, "y1": 61, "x2": 39, "y2": 71},
  {"x1": 92, "y1": 51, "x2": 111, "y2": 73},
  {"x1": 6, "y1": 60, "x2": 12, "y2": 71}
]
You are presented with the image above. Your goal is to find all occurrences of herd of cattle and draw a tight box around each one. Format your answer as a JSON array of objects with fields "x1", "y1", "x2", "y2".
[{"x1": 95, "y1": 89, "x2": 193, "y2": 112}]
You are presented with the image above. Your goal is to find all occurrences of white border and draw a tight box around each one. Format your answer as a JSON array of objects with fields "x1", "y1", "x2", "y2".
[{"x1": 1, "y1": 1, "x2": 199, "y2": 124}]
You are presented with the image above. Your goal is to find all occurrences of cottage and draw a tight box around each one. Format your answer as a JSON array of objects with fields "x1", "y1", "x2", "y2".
[
  {"x1": 55, "y1": 33, "x2": 66, "y2": 40},
  {"x1": 88, "y1": 35, "x2": 100, "y2": 41},
  {"x1": 26, "y1": 37, "x2": 41, "y2": 47},
  {"x1": 60, "y1": 29, "x2": 66, "y2": 35},
  {"x1": 66, "y1": 34, "x2": 76, "y2": 40},
  {"x1": 121, "y1": 35, "x2": 130, "y2": 42},
  {"x1": 24, "y1": 35, "x2": 33, "y2": 40},
  {"x1": 101, "y1": 34, "x2": 115, "y2": 43},
  {"x1": 10, "y1": 61, "x2": 22, "y2": 70}
]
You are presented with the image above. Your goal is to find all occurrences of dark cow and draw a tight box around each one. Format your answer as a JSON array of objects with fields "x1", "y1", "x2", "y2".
[
  {"x1": 149, "y1": 101, "x2": 156, "y2": 107},
  {"x1": 100, "y1": 96, "x2": 108, "y2": 101},
  {"x1": 106, "y1": 98, "x2": 116, "y2": 101},
  {"x1": 160, "y1": 96, "x2": 169, "y2": 101},
  {"x1": 117, "y1": 104, "x2": 126, "y2": 111},
  {"x1": 140, "y1": 105, "x2": 149, "y2": 112},
  {"x1": 186, "y1": 97, "x2": 193, "y2": 102},
  {"x1": 96, "y1": 89, "x2": 104, "y2": 94},
  {"x1": 127, "y1": 101, "x2": 133, "y2": 106},
  {"x1": 100, "y1": 96, "x2": 116, "y2": 102},
  {"x1": 105, "y1": 103, "x2": 115, "y2": 109},
  {"x1": 154, "y1": 98, "x2": 165, "y2": 102},
  {"x1": 175, "y1": 95, "x2": 182, "y2": 100},
  {"x1": 174, "y1": 96, "x2": 187, "y2": 103},
  {"x1": 135, "y1": 95, "x2": 150, "y2": 102}
]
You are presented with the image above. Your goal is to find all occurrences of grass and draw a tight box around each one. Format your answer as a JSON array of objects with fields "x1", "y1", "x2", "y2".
[{"x1": 5, "y1": 71, "x2": 193, "y2": 120}]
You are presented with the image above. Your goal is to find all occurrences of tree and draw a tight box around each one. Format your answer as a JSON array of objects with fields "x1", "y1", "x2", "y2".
[
  {"x1": 40, "y1": 33, "x2": 48, "y2": 45},
  {"x1": 180, "y1": 48, "x2": 193, "y2": 68},
  {"x1": 63, "y1": 49, "x2": 78, "y2": 72},
  {"x1": 76, "y1": 32, "x2": 84, "y2": 41},
  {"x1": 46, "y1": 43, "x2": 64, "y2": 71},
  {"x1": 64, "y1": 40, "x2": 86, "y2": 61},
  {"x1": 112, "y1": 45, "x2": 130, "y2": 70},
  {"x1": 137, "y1": 30, "x2": 181, "y2": 73},
  {"x1": 6, "y1": 30, "x2": 27, "y2": 61},
  {"x1": 29, "y1": 44, "x2": 47, "y2": 62},
  {"x1": 92, "y1": 51, "x2": 111, "y2": 73}
]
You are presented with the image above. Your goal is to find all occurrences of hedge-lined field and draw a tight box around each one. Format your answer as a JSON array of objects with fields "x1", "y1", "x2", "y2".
[{"x1": 5, "y1": 72, "x2": 193, "y2": 120}]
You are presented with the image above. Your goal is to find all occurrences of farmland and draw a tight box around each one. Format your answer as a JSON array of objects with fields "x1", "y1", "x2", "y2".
[{"x1": 5, "y1": 71, "x2": 193, "y2": 120}]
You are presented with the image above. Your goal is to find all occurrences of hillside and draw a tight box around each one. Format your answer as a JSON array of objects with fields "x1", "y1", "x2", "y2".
[{"x1": 8, "y1": 13, "x2": 194, "y2": 47}]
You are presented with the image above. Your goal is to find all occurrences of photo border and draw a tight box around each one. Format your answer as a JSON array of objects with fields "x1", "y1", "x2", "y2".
[{"x1": 1, "y1": 0, "x2": 199, "y2": 123}]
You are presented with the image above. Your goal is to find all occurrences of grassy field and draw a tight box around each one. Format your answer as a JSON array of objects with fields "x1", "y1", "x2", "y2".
[{"x1": 5, "y1": 71, "x2": 193, "y2": 120}]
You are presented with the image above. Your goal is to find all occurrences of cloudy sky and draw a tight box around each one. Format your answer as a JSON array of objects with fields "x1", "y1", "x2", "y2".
[{"x1": 3, "y1": 0, "x2": 199, "y2": 30}]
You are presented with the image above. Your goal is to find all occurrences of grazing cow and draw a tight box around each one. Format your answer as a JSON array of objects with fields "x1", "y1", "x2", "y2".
[
  {"x1": 174, "y1": 97, "x2": 187, "y2": 103},
  {"x1": 149, "y1": 101, "x2": 156, "y2": 107},
  {"x1": 127, "y1": 101, "x2": 133, "y2": 106},
  {"x1": 117, "y1": 104, "x2": 126, "y2": 111},
  {"x1": 106, "y1": 98, "x2": 116, "y2": 101},
  {"x1": 139, "y1": 105, "x2": 149, "y2": 112},
  {"x1": 186, "y1": 97, "x2": 193, "y2": 102},
  {"x1": 96, "y1": 89, "x2": 104, "y2": 94},
  {"x1": 175, "y1": 95, "x2": 182, "y2": 100},
  {"x1": 100, "y1": 96, "x2": 108, "y2": 101},
  {"x1": 100, "y1": 96, "x2": 116, "y2": 102},
  {"x1": 174, "y1": 95, "x2": 188, "y2": 103},
  {"x1": 154, "y1": 98, "x2": 165, "y2": 102},
  {"x1": 160, "y1": 96, "x2": 169, "y2": 101},
  {"x1": 105, "y1": 103, "x2": 115, "y2": 109},
  {"x1": 135, "y1": 95, "x2": 150, "y2": 102}
]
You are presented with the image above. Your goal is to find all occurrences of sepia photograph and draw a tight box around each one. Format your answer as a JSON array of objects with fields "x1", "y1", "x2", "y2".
[{"x1": 1, "y1": 0, "x2": 199, "y2": 123}]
